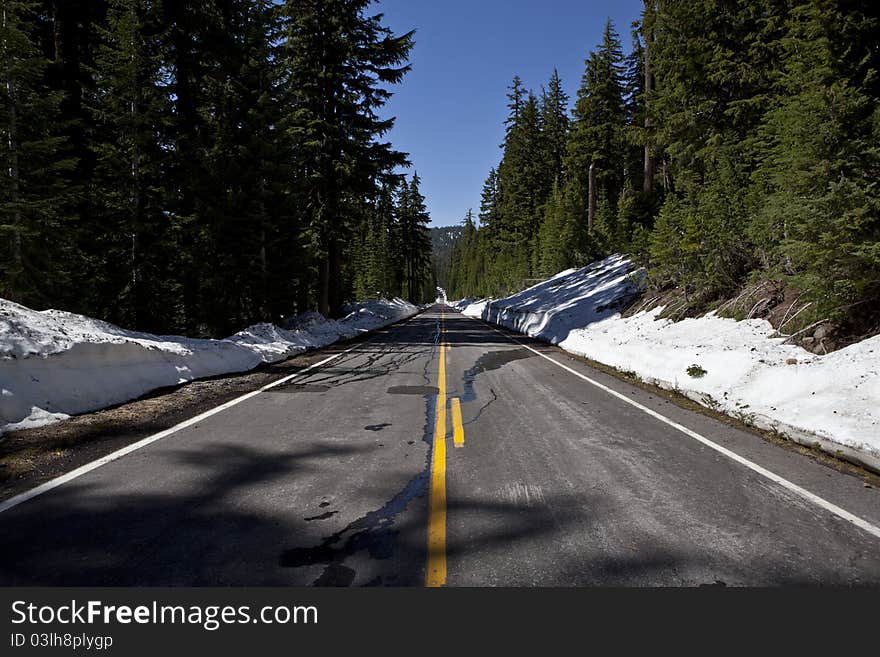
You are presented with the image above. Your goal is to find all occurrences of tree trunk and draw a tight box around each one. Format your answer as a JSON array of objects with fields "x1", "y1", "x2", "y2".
[
  {"x1": 130, "y1": 1, "x2": 142, "y2": 326},
  {"x1": 643, "y1": 13, "x2": 655, "y2": 194},
  {"x1": 3, "y1": 5, "x2": 23, "y2": 301},
  {"x1": 318, "y1": 253, "x2": 330, "y2": 316},
  {"x1": 169, "y1": 6, "x2": 200, "y2": 332},
  {"x1": 259, "y1": 225, "x2": 268, "y2": 317},
  {"x1": 588, "y1": 161, "x2": 597, "y2": 234},
  {"x1": 258, "y1": 171, "x2": 268, "y2": 320},
  {"x1": 329, "y1": 240, "x2": 343, "y2": 317}
]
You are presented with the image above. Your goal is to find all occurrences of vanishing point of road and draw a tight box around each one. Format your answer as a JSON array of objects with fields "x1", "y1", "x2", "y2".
[{"x1": 0, "y1": 306, "x2": 878, "y2": 585}]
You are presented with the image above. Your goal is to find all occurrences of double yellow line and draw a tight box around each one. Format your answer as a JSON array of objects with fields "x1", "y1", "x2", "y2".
[{"x1": 426, "y1": 309, "x2": 464, "y2": 587}]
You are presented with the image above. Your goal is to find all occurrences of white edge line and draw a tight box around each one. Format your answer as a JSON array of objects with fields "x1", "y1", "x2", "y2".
[
  {"x1": 468, "y1": 314, "x2": 880, "y2": 541},
  {"x1": 0, "y1": 311, "x2": 425, "y2": 515}
]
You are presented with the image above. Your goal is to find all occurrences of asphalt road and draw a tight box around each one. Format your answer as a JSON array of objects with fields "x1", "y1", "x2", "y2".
[{"x1": 0, "y1": 305, "x2": 878, "y2": 586}]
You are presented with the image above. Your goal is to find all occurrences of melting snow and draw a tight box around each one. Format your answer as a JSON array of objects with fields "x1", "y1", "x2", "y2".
[
  {"x1": 0, "y1": 297, "x2": 418, "y2": 434},
  {"x1": 454, "y1": 255, "x2": 880, "y2": 469}
]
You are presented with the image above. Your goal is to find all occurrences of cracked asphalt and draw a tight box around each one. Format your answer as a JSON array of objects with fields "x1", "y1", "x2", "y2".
[{"x1": 0, "y1": 305, "x2": 878, "y2": 586}]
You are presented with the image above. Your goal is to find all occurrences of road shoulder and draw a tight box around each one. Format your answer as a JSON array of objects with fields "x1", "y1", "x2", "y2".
[
  {"x1": 0, "y1": 314, "x2": 423, "y2": 503},
  {"x1": 454, "y1": 310, "x2": 880, "y2": 529}
]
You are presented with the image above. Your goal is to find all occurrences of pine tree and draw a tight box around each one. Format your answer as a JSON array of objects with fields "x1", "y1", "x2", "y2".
[
  {"x1": 641, "y1": 0, "x2": 657, "y2": 194},
  {"x1": 195, "y1": 0, "x2": 289, "y2": 335},
  {"x1": 159, "y1": 1, "x2": 213, "y2": 333},
  {"x1": 86, "y1": 0, "x2": 175, "y2": 332},
  {"x1": 396, "y1": 173, "x2": 432, "y2": 302},
  {"x1": 537, "y1": 181, "x2": 574, "y2": 277},
  {"x1": 540, "y1": 69, "x2": 569, "y2": 185},
  {"x1": 645, "y1": 0, "x2": 784, "y2": 303},
  {"x1": 479, "y1": 167, "x2": 501, "y2": 236},
  {"x1": 279, "y1": 0, "x2": 413, "y2": 317},
  {"x1": 449, "y1": 209, "x2": 482, "y2": 298},
  {"x1": 752, "y1": 0, "x2": 880, "y2": 322},
  {"x1": 493, "y1": 80, "x2": 549, "y2": 290},
  {"x1": 42, "y1": 0, "x2": 105, "y2": 294},
  {"x1": 352, "y1": 182, "x2": 398, "y2": 300},
  {"x1": 622, "y1": 22, "x2": 645, "y2": 193},
  {"x1": 0, "y1": 0, "x2": 77, "y2": 305},
  {"x1": 566, "y1": 19, "x2": 627, "y2": 238}
]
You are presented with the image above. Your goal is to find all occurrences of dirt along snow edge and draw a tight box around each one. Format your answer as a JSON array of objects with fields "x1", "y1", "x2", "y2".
[
  {"x1": 0, "y1": 297, "x2": 420, "y2": 435},
  {"x1": 453, "y1": 255, "x2": 880, "y2": 473}
]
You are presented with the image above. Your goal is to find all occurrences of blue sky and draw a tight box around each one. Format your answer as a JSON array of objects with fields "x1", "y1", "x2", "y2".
[{"x1": 375, "y1": 0, "x2": 645, "y2": 227}]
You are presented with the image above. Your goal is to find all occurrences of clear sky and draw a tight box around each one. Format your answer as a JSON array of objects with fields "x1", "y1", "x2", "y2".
[{"x1": 375, "y1": 0, "x2": 646, "y2": 227}]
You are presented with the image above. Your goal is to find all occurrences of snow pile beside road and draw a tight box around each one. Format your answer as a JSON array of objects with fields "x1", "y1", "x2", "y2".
[
  {"x1": 449, "y1": 296, "x2": 490, "y2": 317},
  {"x1": 461, "y1": 300, "x2": 488, "y2": 318},
  {"x1": 448, "y1": 297, "x2": 475, "y2": 312},
  {"x1": 230, "y1": 297, "x2": 416, "y2": 363},
  {"x1": 0, "y1": 297, "x2": 418, "y2": 434},
  {"x1": 339, "y1": 297, "x2": 417, "y2": 334},
  {"x1": 480, "y1": 256, "x2": 644, "y2": 342},
  {"x1": 467, "y1": 254, "x2": 880, "y2": 469}
]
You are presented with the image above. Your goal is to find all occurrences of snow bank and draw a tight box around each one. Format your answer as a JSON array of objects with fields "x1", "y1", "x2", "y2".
[
  {"x1": 480, "y1": 255, "x2": 644, "y2": 342},
  {"x1": 448, "y1": 297, "x2": 487, "y2": 316},
  {"x1": 448, "y1": 297, "x2": 475, "y2": 312},
  {"x1": 456, "y1": 300, "x2": 487, "y2": 318},
  {"x1": 0, "y1": 297, "x2": 418, "y2": 434},
  {"x1": 467, "y1": 255, "x2": 880, "y2": 470}
]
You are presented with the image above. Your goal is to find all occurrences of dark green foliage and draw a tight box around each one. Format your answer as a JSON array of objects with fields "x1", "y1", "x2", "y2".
[
  {"x1": 1, "y1": 0, "x2": 427, "y2": 336},
  {"x1": 751, "y1": 1, "x2": 880, "y2": 320},
  {"x1": 448, "y1": 1, "x2": 880, "y2": 337},
  {"x1": 567, "y1": 20, "x2": 627, "y2": 218},
  {"x1": 5, "y1": 1, "x2": 880, "y2": 337},
  {"x1": 430, "y1": 224, "x2": 464, "y2": 293},
  {"x1": 451, "y1": 19, "x2": 647, "y2": 299},
  {"x1": 86, "y1": 0, "x2": 176, "y2": 332},
  {"x1": 0, "y1": 0, "x2": 77, "y2": 306},
  {"x1": 644, "y1": 0, "x2": 783, "y2": 304},
  {"x1": 541, "y1": 69, "x2": 569, "y2": 185},
  {"x1": 280, "y1": 0, "x2": 413, "y2": 317},
  {"x1": 396, "y1": 173, "x2": 433, "y2": 302},
  {"x1": 536, "y1": 182, "x2": 574, "y2": 278},
  {"x1": 476, "y1": 72, "x2": 574, "y2": 296},
  {"x1": 446, "y1": 210, "x2": 479, "y2": 299},
  {"x1": 353, "y1": 182, "x2": 397, "y2": 300}
]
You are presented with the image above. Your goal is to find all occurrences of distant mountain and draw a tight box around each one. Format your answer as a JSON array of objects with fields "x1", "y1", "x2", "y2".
[{"x1": 430, "y1": 225, "x2": 463, "y2": 291}]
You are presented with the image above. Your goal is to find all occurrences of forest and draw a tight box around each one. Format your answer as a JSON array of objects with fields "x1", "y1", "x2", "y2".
[
  {"x1": 0, "y1": 0, "x2": 434, "y2": 338},
  {"x1": 445, "y1": 0, "x2": 880, "y2": 341}
]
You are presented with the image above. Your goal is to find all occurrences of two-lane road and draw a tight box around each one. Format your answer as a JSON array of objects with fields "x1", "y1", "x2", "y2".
[{"x1": 1, "y1": 305, "x2": 878, "y2": 585}]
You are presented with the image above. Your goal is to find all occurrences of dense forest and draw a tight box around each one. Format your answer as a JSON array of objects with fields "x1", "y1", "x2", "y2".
[
  {"x1": 447, "y1": 0, "x2": 880, "y2": 338},
  {"x1": 0, "y1": 0, "x2": 434, "y2": 338},
  {"x1": 429, "y1": 225, "x2": 462, "y2": 293}
]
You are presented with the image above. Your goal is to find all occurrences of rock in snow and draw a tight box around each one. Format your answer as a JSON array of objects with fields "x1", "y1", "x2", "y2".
[
  {"x1": 454, "y1": 254, "x2": 880, "y2": 470},
  {"x1": 0, "y1": 297, "x2": 418, "y2": 434}
]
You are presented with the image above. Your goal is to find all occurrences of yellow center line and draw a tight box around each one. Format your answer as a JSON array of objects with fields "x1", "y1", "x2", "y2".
[
  {"x1": 426, "y1": 310, "x2": 447, "y2": 587},
  {"x1": 451, "y1": 397, "x2": 464, "y2": 448}
]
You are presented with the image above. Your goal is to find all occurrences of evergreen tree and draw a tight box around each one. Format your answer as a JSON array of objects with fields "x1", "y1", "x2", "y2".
[
  {"x1": 478, "y1": 167, "x2": 501, "y2": 235},
  {"x1": 396, "y1": 173, "x2": 432, "y2": 302},
  {"x1": 752, "y1": 0, "x2": 880, "y2": 322},
  {"x1": 566, "y1": 19, "x2": 627, "y2": 237},
  {"x1": 540, "y1": 69, "x2": 569, "y2": 185},
  {"x1": 491, "y1": 79, "x2": 551, "y2": 291},
  {"x1": 622, "y1": 22, "x2": 645, "y2": 194},
  {"x1": 448, "y1": 209, "x2": 481, "y2": 298},
  {"x1": 437, "y1": 4, "x2": 880, "y2": 339},
  {"x1": 0, "y1": 0, "x2": 77, "y2": 305},
  {"x1": 279, "y1": 0, "x2": 413, "y2": 317},
  {"x1": 537, "y1": 182, "x2": 574, "y2": 277},
  {"x1": 646, "y1": 0, "x2": 784, "y2": 302},
  {"x1": 196, "y1": 0, "x2": 287, "y2": 335},
  {"x1": 86, "y1": 0, "x2": 175, "y2": 332}
]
